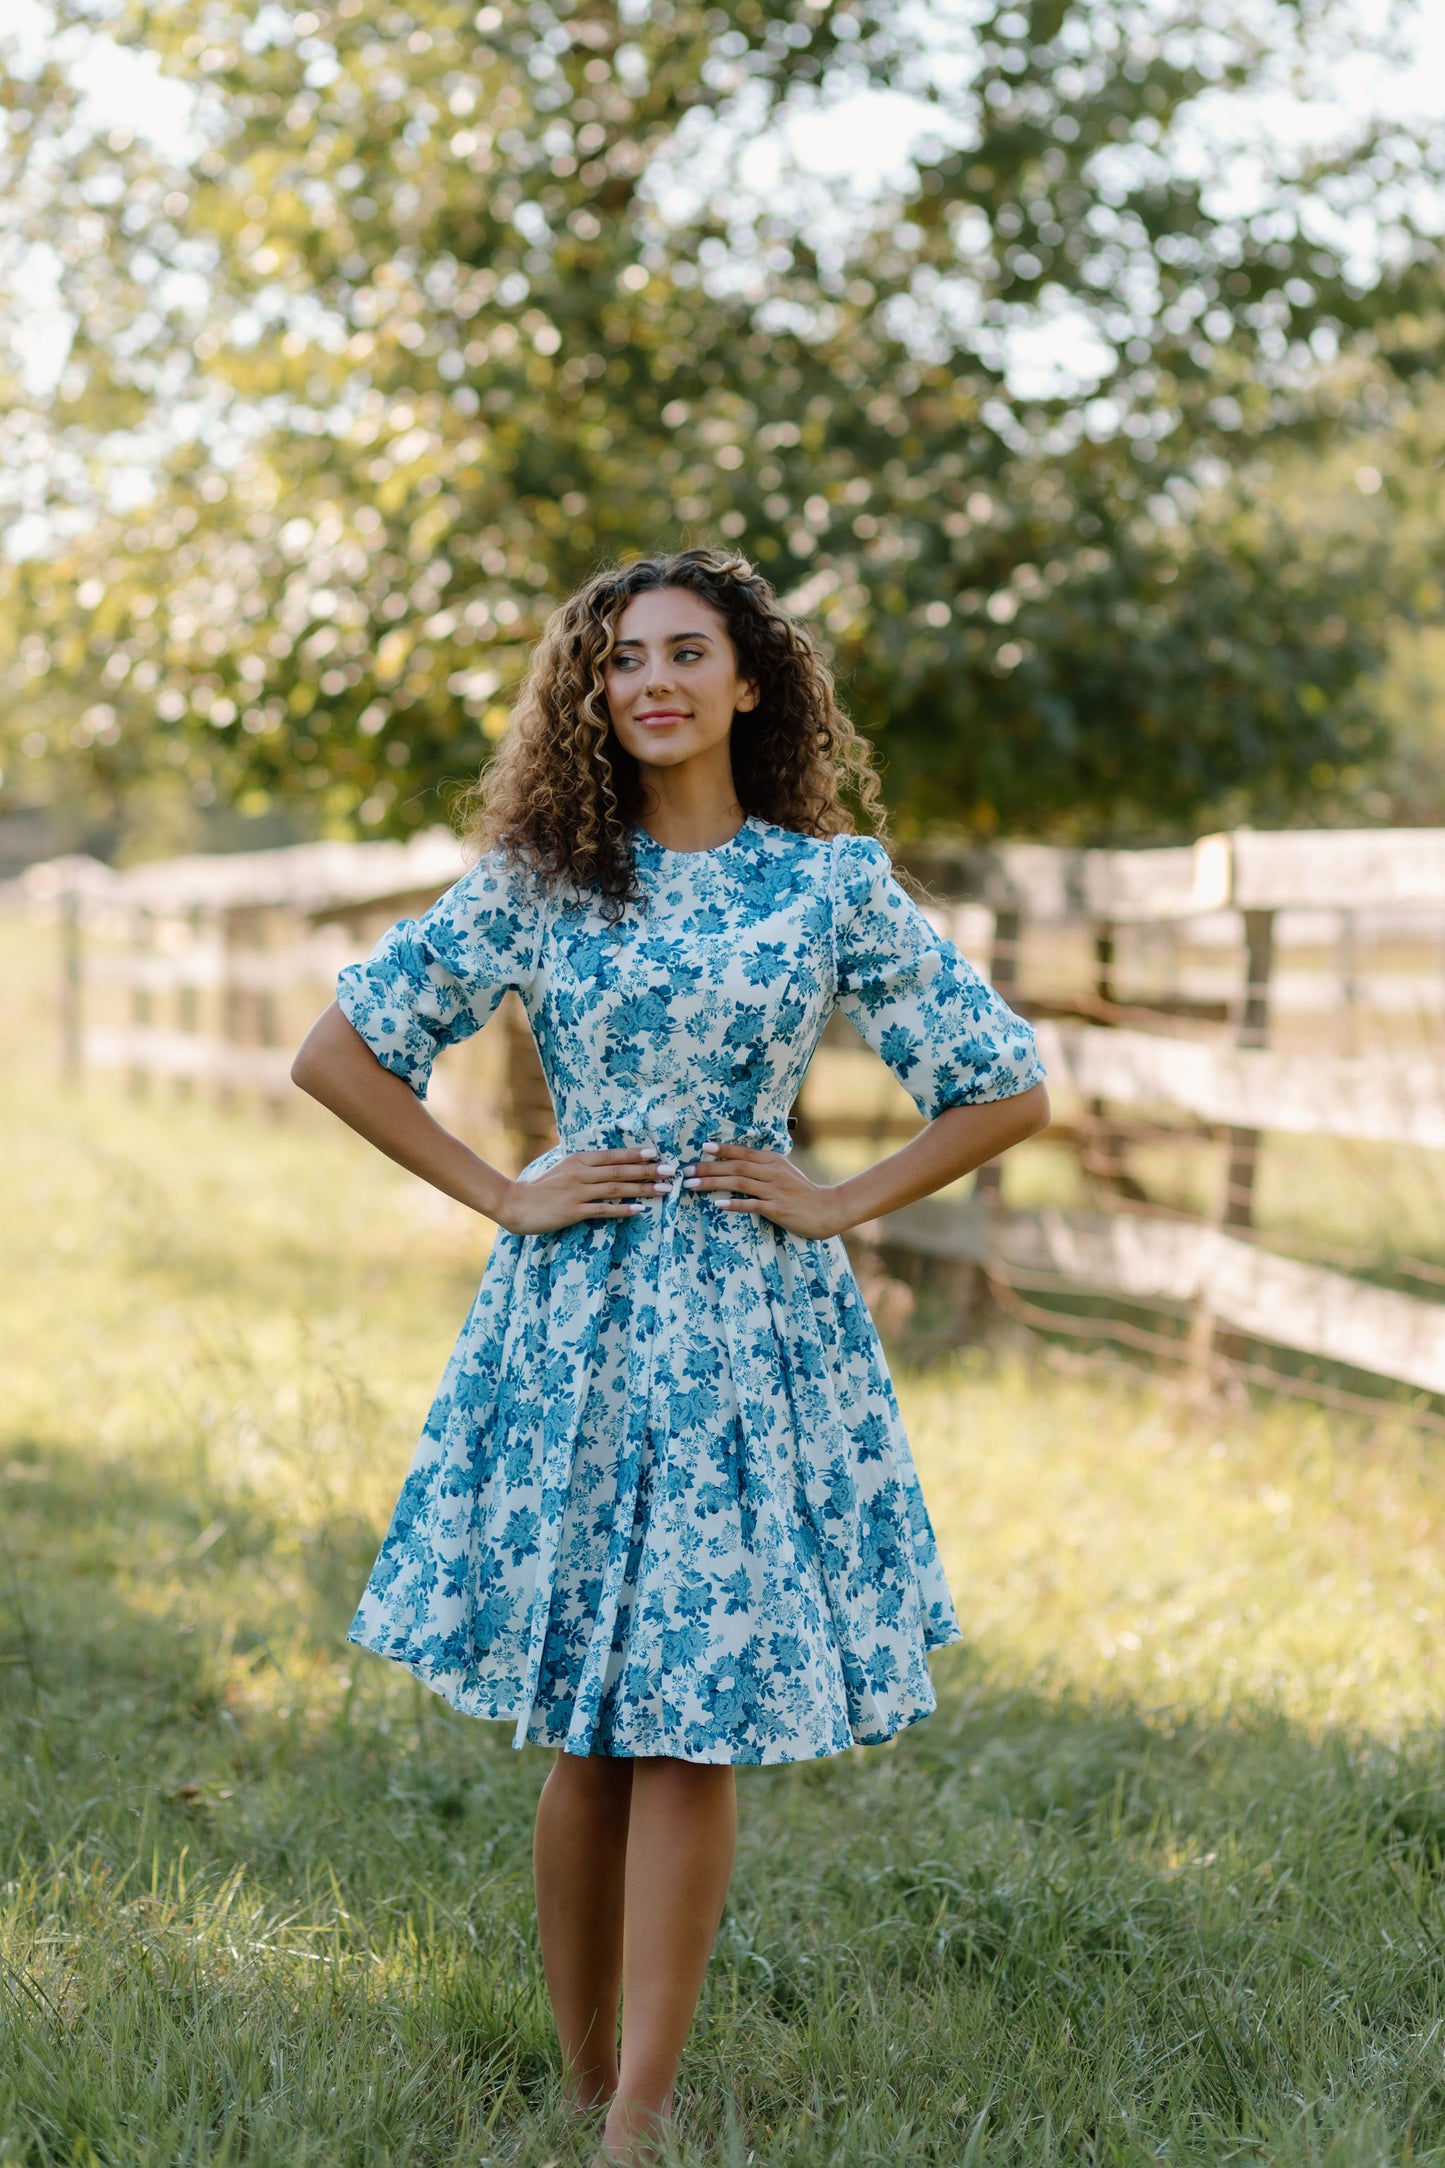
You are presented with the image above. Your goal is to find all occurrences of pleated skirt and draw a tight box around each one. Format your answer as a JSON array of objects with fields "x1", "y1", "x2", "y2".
[{"x1": 348, "y1": 1158, "x2": 961, "y2": 1764}]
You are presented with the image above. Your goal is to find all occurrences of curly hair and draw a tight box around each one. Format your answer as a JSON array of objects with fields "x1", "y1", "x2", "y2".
[{"x1": 462, "y1": 547, "x2": 889, "y2": 916}]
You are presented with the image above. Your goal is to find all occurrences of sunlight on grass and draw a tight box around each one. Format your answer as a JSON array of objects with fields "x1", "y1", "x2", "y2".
[
  {"x1": 908, "y1": 1356, "x2": 1445, "y2": 1735},
  {"x1": 5, "y1": 916, "x2": 1445, "y2": 2163}
]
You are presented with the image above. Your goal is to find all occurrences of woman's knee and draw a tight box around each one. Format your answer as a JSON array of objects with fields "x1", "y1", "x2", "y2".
[
  {"x1": 631, "y1": 1756, "x2": 736, "y2": 1805},
  {"x1": 546, "y1": 1749, "x2": 635, "y2": 1809}
]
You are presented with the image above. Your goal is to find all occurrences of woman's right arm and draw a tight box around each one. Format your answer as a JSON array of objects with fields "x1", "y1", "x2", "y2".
[{"x1": 291, "y1": 1002, "x2": 667, "y2": 1235}]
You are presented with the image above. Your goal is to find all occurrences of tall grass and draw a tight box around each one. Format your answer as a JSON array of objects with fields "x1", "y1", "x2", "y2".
[{"x1": 4, "y1": 921, "x2": 1445, "y2": 2164}]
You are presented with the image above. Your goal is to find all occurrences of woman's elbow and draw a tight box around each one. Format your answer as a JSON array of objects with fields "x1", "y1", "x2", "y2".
[
  {"x1": 290, "y1": 1036, "x2": 333, "y2": 1100},
  {"x1": 291, "y1": 1002, "x2": 351, "y2": 1099},
  {"x1": 1013, "y1": 1080, "x2": 1051, "y2": 1141},
  {"x1": 290, "y1": 1044, "x2": 321, "y2": 1096}
]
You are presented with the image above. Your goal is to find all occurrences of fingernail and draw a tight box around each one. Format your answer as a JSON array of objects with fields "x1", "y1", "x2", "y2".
[
  {"x1": 652, "y1": 1181, "x2": 670, "y2": 1192},
  {"x1": 640, "y1": 1146, "x2": 658, "y2": 1159},
  {"x1": 655, "y1": 1161, "x2": 678, "y2": 1176},
  {"x1": 683, "y1": 1177, "x2": 701, "y2": 1188},
  {"x1": 701, "y1": 1143, "x2": 719, "y2": 1157}
]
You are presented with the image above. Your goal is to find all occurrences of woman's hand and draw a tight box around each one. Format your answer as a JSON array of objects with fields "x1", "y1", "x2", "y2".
[
  {"x1": 680, "y1": 1085, "x2": 1051, "y2": 1242},
  {"x1": 680, "y1": 1143, "x2": 843, "y2": 1239},
  {"x1": 496, "y1": 1146, "x2": 676, "y2": 1236}
]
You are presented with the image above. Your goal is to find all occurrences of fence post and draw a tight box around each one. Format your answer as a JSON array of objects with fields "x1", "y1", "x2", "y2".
[
  {"x1": 177, "y1": 902, "x2": 202, "y2": 1100},
  {"x1": 1222, "y1": 907, "x2": 1275, "y2": 1230},
  {"x1": 255, "y1": 907, "x2": 282, "y2": 1118},
  {"x1": 1337, "y1": 909, "x2": 1358, "y2": 1056},
  {"x1": 1189, "y1": 903, "x2": 1276, "y2": 1398},
  {"x1": 129, "y1": 908, "x2": 152, "y2": 1098},
  {"x1": 500, "y1": 993, "x2": 557, "y2": 1170},
  {"x1": 220, "y1": 907, "x2": 242, "y2": 1110},
  {"x1": 974, "y1": 905, "x2": 1020, "y2": 1211},
  {"x1": 1080, "y1": 920, "x2": 1147, "y2": 1202},
  {"x1": 60, "y1": 882, "x2": 83, "y2": 1085}
]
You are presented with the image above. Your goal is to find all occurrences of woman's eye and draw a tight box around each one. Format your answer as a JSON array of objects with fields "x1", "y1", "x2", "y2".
[{"x1": 674, "y1": 646, "x2": 702, "y2": 662}]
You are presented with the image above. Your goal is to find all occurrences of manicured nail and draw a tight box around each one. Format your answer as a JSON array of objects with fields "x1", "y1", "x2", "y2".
[
  {"x1": 683, "y1": 1177, "x2": 701, "y2": 1188},
  {"x1": 701, "y1": 1142, "x2": 719, "y2": 1157},
  {"x1": 652, "y1": 1181, "x2": 670, "y2": 1192},
  {"x1": 655, "y1": 1161, "x2": 678, "y2": 1175}
]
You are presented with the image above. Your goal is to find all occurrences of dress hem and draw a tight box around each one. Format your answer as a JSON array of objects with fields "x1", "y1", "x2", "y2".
[{"x1": 346, "y1": 1619, "x2": 965, "y2": 1765}]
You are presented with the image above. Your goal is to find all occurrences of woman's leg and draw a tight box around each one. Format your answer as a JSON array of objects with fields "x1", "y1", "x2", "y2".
[
  {"x1": 533, "y1": 1750, "x2": 635, "y2": 2107},
  {"x1": 599, "y1": 1758, "x2": 737, "y2": 2164}
]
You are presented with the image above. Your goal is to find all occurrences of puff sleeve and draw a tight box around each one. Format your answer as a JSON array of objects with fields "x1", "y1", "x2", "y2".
[
  {"x1": 335, "y1": 846, "x2": 545, "y2": 1099},
  {"x1": 830, "y1": 833, "x2": 1045, "y2": 1119}
]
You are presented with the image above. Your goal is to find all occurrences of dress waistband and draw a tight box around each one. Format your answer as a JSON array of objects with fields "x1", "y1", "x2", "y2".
[{"x1": 558, "y1": 1117, "x2": 794, "y2": 1158}]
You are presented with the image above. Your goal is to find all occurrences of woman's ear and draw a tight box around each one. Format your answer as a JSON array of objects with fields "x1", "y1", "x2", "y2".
[{"x1": 735, "y1": 679, "x2": 760, "y2": 714}]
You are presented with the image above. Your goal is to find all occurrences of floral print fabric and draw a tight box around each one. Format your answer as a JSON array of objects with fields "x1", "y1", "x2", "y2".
[{"x1": 336, "y1": 816, "x2": 1044, "y2": 1763}]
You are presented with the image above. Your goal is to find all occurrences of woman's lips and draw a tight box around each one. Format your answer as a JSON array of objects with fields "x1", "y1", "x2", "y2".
[{"x1": 636, "y1": 710, "x2": 688, "y2": 725}]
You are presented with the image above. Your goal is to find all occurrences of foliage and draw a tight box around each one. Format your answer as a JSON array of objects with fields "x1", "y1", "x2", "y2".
[
  {"x1": 1299, "y1": 388, "x2": 1445, "y2": 824},
  {"x1": 6, "y1": 917, "x2": 1445, "y2": 2160},
  {"x1": 0, "y1": 0, "x2": 1442, "y2": 841}
]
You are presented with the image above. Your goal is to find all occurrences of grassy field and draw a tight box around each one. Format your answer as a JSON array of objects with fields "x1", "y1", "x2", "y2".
[{"x1": 5, "y1": 931, "x2": 1445, "y2": 2164}]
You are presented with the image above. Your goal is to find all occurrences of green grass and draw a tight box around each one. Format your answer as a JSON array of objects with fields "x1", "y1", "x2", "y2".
[{"x1": 5, "y1": 924, "x2": 1445, "y2": 2164}]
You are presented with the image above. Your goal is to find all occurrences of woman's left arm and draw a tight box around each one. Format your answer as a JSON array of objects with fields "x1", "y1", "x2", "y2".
[{"x1": 683, "y1": 1082, "x2": 1050, "y2": 1239}]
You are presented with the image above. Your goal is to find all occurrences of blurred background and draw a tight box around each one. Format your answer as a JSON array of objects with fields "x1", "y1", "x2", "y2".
[{"x1": 2, "y1": 0, "x2": 1444, "y2": 865}]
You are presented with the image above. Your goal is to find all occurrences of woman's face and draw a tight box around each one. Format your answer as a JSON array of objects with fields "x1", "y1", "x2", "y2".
[{"x1": 604, "y1": 586, "x2": 758, "y2": 772}]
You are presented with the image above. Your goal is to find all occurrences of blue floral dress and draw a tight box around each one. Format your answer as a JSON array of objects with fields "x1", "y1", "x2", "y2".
[{"x1": 336, "y1": 816, "x2": 1044, "y2": 1764}]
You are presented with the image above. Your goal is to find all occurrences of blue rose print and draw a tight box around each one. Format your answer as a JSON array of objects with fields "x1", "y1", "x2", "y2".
[{"x1": 335, "y1": 817, "x2": 1044, "y2": 1763}]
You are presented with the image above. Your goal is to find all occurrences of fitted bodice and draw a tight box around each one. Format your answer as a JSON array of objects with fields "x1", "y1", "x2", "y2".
[
  {"x1": 336, "y1": 811, "x2": 1042, "y2": 1170},
  {"x1": 522, "y1": 817, "x2": 829, "y2": 1162}
]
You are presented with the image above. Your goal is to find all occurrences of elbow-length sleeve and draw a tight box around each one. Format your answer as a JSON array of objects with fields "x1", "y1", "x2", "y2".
[
  {"x1": 335, "y1": 846, "x2": 544, "y2": 1099},
  {"x1": 829, "y1": 833, "x2": 1045, "y2": 1119}
]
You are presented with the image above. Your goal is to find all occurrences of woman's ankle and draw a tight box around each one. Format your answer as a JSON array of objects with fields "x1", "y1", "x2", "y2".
[
  {"x1": 598, "y1": 2087, "x2": 672, "y2": 2158},
  {"x1": 564, "y1": 2064, "x2": 619, "y2": 2112}
]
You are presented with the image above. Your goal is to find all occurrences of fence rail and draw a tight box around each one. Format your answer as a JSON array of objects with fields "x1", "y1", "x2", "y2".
[
  {"x1": 876, "y1": 1202, "x2": 1445, "y2": 1399},
  {"x1": 11, "y1": 821, "x2": 1445, "y2": 1416},
  {"x1": 908, "y1": 826, "x2": 1445, "y2": 920},
  {"x1": 81, "y1": 1026, "x2": 296, "y2": 1096},
  {"x1": 83, "y1": 939, "x2": 356, "y2": 994},
  {"x1": 879, "y1": 825, "x2": 1445, "y2": 1408},
  {"x1": 1034, "y1": 1022, "x2": 1445, "y2": 1151}
]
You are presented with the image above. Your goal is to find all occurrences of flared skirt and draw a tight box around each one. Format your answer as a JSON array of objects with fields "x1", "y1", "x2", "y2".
[{"x1": 347, "y1": 1174, "x2": 961, "y2": 1763}]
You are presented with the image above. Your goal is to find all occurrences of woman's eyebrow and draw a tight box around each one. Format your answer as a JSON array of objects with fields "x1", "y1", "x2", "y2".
[{"x1": 613, "y1": 630, "x2": 715, "y2": 649}]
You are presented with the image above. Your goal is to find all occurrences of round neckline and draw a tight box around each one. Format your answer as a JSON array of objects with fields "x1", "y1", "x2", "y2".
[{"x1": 633, "y1": 813, "x2": 757, "y2": 860}]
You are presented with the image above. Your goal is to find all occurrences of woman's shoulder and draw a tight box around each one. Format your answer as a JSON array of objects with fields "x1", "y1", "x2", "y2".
[
  {"x1": 455, "y1": 837, "x2": 548, "y2": 899},
  {"x1": 747, "y1": 820, "x2": 889, "y2": 875},
  {"x1": 422, "y1": 840, "x2": 550, "y2": 950}
]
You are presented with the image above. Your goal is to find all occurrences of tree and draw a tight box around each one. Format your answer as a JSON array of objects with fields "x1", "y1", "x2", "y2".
[{"x1": 2, "y1": 0, "x2": 1440, "y2": 844}]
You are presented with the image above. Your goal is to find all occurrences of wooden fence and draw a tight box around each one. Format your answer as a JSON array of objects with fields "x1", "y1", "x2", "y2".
[
  {"x1": 871, "y1": 827, "x2": 1445, "y2": 1415},
  {"x1": 11, "y1": 834, "x2": 547, "y2": 1164},
  {"x1": 9, "y1": 823, "x2": 1444, "y2": 1419}
]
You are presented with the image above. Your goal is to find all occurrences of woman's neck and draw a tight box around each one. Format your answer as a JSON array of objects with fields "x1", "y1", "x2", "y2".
[{"x1": 635, "y1": 757, "x2": 745, "y2": 854}]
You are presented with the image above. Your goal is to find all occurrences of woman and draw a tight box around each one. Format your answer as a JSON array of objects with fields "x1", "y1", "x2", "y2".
[{"x1": 292, "y1": 546, "x2": 1048, "y2": 2163}]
